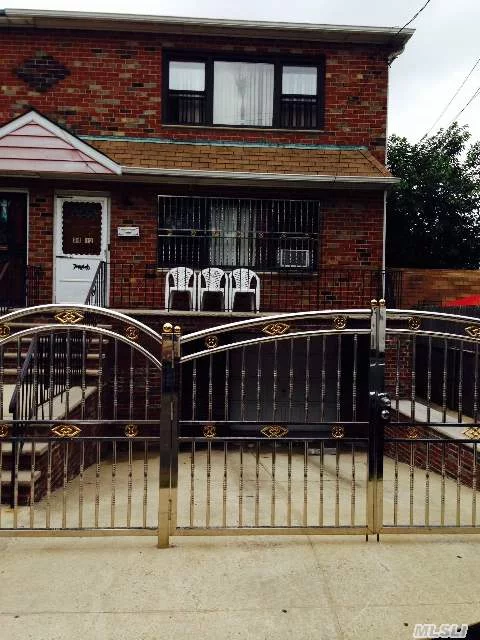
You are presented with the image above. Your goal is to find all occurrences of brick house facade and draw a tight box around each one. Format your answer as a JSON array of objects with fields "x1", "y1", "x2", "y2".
[{"x1": 0, "y1": 9, "x2": 413, "y2": 321}]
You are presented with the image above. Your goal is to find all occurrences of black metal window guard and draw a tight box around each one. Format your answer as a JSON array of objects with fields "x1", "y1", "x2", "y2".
[
  {"x1": 0, "y1": 261, "x2": 42, "y2": 315},
  {"x1": 157, "y1": 196, "x2": 321, "y2": 271}
]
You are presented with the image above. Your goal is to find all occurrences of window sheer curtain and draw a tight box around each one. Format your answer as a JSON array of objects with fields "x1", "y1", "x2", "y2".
[
  {"x1": 213, "y1": 62, "x2": 274, "y2": 127},
  {"x1": 209, "y1": 200, "x2": 256, "y2": 266},
  {"x1": 281, "y1": 66, "x2": 317, "y2": 95}
]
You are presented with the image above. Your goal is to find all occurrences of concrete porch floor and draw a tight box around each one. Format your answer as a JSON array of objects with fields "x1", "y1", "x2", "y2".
[{"x1": 1, "y1": 448, "x2": 480, "y2": 639}]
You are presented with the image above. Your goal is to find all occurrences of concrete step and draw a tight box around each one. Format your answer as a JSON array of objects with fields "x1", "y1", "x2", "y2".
[
  {"x1": 0, "y1": 442, "x2": 49, "y2": 456},
  {"x1": 0, "y1": 470, "x2": 41, "y2": 485}
]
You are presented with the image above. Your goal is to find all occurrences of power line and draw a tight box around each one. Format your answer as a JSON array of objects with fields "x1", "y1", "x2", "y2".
[
  {"x1": 421, "y1": 57, "x2": 480, "y2": 139},
  {"x1": 395, "y1": 0, "x2": 433, "y2": 37},
  {"x1": 446, "y1": 84, "x2": 480, "y2": 127}
]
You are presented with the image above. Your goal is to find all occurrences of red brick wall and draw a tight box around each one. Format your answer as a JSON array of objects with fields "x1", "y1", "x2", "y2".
[
  {"x1": 395, "y1": 268, "x2": 480, "y2": 309},
  {"x1": 0, "y1": 28, "x2": 389, "y2": 161}
]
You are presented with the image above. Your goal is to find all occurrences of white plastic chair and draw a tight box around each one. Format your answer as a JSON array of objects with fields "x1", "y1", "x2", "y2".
[
  {"x1": 164, "y1": 267, "x2": 197, "y2": 310},
  {"x1": 228, "y1": 268, "x2": 260, "y2": 312},
  {"x1": 198, "y1": 267, "x2": 228, "y2": 311}
]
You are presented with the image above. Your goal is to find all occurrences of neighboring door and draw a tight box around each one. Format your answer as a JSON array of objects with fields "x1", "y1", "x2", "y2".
[{"x1": 54, "y1": 195, "x2": 109, "y2": 303}]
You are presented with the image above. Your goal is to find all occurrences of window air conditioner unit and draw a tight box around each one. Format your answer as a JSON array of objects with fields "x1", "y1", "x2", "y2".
[{"x1": 278, "y1": 249, "x2": 310, "y2": 268}]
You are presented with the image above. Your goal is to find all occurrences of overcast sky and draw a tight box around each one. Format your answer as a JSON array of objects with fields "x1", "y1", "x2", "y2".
[{"x1": 4, "y1": 0, "x2": 480, "y2": 144}]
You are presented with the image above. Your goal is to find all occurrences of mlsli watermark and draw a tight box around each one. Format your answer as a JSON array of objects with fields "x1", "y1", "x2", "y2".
[{"x1": 413, "y1": 624, "x2": 468, "y2": 639}]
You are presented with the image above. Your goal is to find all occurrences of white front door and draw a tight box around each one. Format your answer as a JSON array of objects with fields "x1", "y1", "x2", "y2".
[{"x1": 54, "y1": 195, "x2": 109, "y2": 303}]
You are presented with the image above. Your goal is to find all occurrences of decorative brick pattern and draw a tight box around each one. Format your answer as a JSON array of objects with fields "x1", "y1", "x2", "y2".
[{"x1": 15, "y1": 53, "x2": 70, "y2": 93}]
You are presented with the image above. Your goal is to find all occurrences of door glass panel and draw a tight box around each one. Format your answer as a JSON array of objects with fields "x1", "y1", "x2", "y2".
[{"x1": 62, "y1": 201, "x2": 102, "y2": 255}]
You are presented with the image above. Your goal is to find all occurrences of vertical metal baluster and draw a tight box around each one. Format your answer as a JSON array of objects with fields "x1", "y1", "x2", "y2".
[
  {"x1": 255, "y1": 442, "x2": 260, "y2": 526},
  {"x1": 442, "y1": 339, "x2": 448, "y2": 423},
  {"x1": 304, "y1": 442, "x2": 309, "y2": 526},
  {"x1": 190, "y1": 441, "x2": 195, "y2": 527},
  {"x1": 394, "y1": 337, "x2": 401, "y2": 417},
  {"x1": 62, "y1": 441, "x2": 68, "y2": 529},
  {"x1": 411, "y1": 335, "x2": 416, "y2": 422},
  {"x1": 456, "y1": 445, "x2": 462, "y2": 527},
  {"x1": 113, "y1": 339, "x2": 118, "y2": 421},
  {"x1": 143, "y1": 441, "x2": 148, "y2": 528},
  {"x1": 127, "y1": 439, "x2": 133, "y2": 527},
  {"x1": 409, "y1": 442, "x2": 415, "y2": 526},
  {"x1": 81, "y1": 330, "x2": 86, "y2": 419},
  {"x1": 288, "y1": 338, "x2": 294, "y2": 422},
  {"x1": 272, "y1": 342, "x2": 278, "y2": 422},
  {"x1": 351, "y1": 443, "x2": 356, "y2": 526},
  {"x1": 29, "y1": 440, "x2": 36, "y2": 528},
  {"x1": 128, "y1": 345, "x2": 134, "y2": 422},
  {"x1": 0, "y1": 344, "x2": 3, "y2": 423},
  {"x1": 111, "y1": 440, "x2": 116, "y2": 528},
  {"x1": 225, "y1": 351, "x2": 230, "y2": 422},
  {"x1": 97, "y1": 335, "x2": 104, "y2": 420},
  {"x1": 65, "y1": 330, "x2": 71, "y2": 416},
  {"x1": 352, "y1": 334, "x2": 358, "y2": 421},
  {"x1": 145, "y1": 361, "x2": 150, "y2": 421},
  {"x1": 222, "y1": 442, "x2": 227, "y2": 528},
  {"x1": 474, "y1": 343, "x2": 479, "y2": 423},
  {"x1": 0, "y1": 444, "x2": 2, "y2": 528},
  {"x1": 46, "y1": 441, "x2": 52, "y2": 529},
  {"x1": 335, "y1": 442, "x2": 340, "y2": 527},
  {"x1": 304, "y1": 337, "x2": 310, "y2": 423},
  {"x1": 321, "y1": 336, "x2": 326, "y2": 422},
  {"x1": 271, "y1": 440, "x2": 276, "y2": 526},
  {"x1": 441, "y1": 443, "x2": 446, "y2": 526},
  {"x1": 240, "y1": 347, "x2": 246, "y2": 423},
  {"x1": 319, "y1": 441, "x2": 324, "y2": 526},
  {"x1": 336, "y1": 335, "x2": 342, "y2": 422},
  {"x1": 95, "y1": 441, "x2": 101, "y2": 528},
  {"x1": 192, "y1": 361, "x2": 197, "y2": 422},
  {"x1": 206, "y1": 439, "x2": 211, "y2": 527},
  {"x1": 239, "y1": 444, "x2": 244, "y2": 527},
  {"x1": 458, "y1": 342, "x2": 464, "y2": 423},
  {"x1": 425, "y1": 443, "x2": 430, "y2": 527},
  {"x1": 472, "y1": 443, "x2": 477, "y2": 527},
  {"x1": 13, "y1": 434, "x2": 18, "y2": 528},
  {"x1": 287, "y1": 442, "x2": 292, "y2": 527},
  {"x1": 394, "y1": 443, "x2": 399, "y2": 526},
  {"x1": 256, "y1": 344, "x2": 262, "y2": 422},
  {"x1": 78, "y1": 441, "x2": 84, "y2": 528},
  {"x1": 427, "y1": 337, "x2": 432, "y2": 424},
  {"x1": 208, "y1": 354, "x2": 213, "y2": 422}
]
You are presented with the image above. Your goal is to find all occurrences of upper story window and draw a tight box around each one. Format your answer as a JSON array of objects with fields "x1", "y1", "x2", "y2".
[{"x1": 164, "y1": 54, "x2": 324, "y2": 129}]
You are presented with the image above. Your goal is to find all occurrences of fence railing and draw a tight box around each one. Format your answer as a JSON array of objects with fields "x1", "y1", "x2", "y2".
[
  {"x1": 0, "y1": 261, "x2": 42, "y2": 315},
  {"x1": 85, "y1": 260, "x2": 107, "y2": 307},
  {"x1": 109, "y1": 262, "x2": 404, "y2": 312}
]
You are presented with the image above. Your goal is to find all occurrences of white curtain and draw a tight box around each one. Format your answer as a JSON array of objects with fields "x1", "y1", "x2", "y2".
[
  {"x1": 210, "y1": 201, "x2": 256, "y2": 266},
  {"x1": 213, "y1": 62, "x2": 274, "y2": 127},
  {"x1": 169, "y1": 61, "x2": 205, "y2": 91},
  {"x1": 282, "y1": 66, "x2": 317, "y2": 95}
]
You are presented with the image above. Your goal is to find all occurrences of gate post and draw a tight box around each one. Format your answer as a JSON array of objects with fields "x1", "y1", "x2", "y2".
[
  {"x1": 158, "y1": 322, "x2": 180, "y2": 548},
  {"x1": 368, "y1": 299, "x2": 387, "y2": 537}
]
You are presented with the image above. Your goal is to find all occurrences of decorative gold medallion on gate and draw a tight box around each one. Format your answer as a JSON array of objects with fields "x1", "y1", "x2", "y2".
[
  {"x1": 407, "y1": 316, "x2": 421, "y2": 331},
  {"x1": 406, "y1": 426, "x2": 419, "y2": 439},
  {"x1": 333, "y1": 316, "x2": 347, "y2": 330},
  {"x1": 203, "y1": 424, "x2": 217, "y2": 438},
  {"x1": 331, "y1": 424, "x2": 345, "y2": 439},
  {"x1": 55, "y1": 309, "x2": 84, "y2": 325},
  {"x1": 465, "y1": 326, "x2": 480, "y2": 339},
  {"x1": 51, "y1": 424, "x2": 81, "y2": 438},
  {"x1": 463, "y1": 426, "x2": 480, "y2": 440},
  {"x1": 0, "y1": 324, "x2": 11, "y2": 338},
  {"x1": 205, "y1": 335, "x2": 219, "y2": 349},
  {"x1": 262, "y1": 322, "x2": 290, "y2": 336},
  {"x1": 125, "y1": 326, "x2": 139, "y2": 341},
  {"x1": 261, "y1": 425, "x2": 288, "y2": 438},
  {"x1": 0, "y1": 424, "x2": 9, "y2": 438},
  {"x1": 125, "y1": 424, "x2": 139, "y2": 438}
]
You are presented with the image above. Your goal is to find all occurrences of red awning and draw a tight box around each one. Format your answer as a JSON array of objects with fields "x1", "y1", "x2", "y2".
[{"x1": 443, "y1": 294, "x2": 480, "y2": 307}]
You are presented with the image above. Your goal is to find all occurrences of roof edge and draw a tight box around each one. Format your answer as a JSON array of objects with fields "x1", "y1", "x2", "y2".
[{"x1": 0, "y1": 8, "x2": 414, "y2": 47}]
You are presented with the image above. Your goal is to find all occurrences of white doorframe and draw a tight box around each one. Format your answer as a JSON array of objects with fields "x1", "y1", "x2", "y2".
[{"x1": 53, "y1": 191, "x2": 110, "y2": 304}]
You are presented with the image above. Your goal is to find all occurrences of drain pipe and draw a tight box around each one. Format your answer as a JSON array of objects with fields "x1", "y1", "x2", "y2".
[{"x1": 382, "y1": 188, "x2": 387, "y2": 300}]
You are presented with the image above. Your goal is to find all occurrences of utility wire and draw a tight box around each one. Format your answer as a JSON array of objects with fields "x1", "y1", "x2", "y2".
[
  {"x1": 421, "y1": 56, "x2": 480, "y2": 139},
  {"x1": 395, "y1": 0, "x2": 433, "y2": 36},
  {"x1": 446, "y1": 84, "x2": 480, "y2": 127}
]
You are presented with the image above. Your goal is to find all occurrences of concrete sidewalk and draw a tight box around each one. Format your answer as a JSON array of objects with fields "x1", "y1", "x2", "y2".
[{"x1": 0, "y1": 533, "x2": 479, "y2": 640}]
